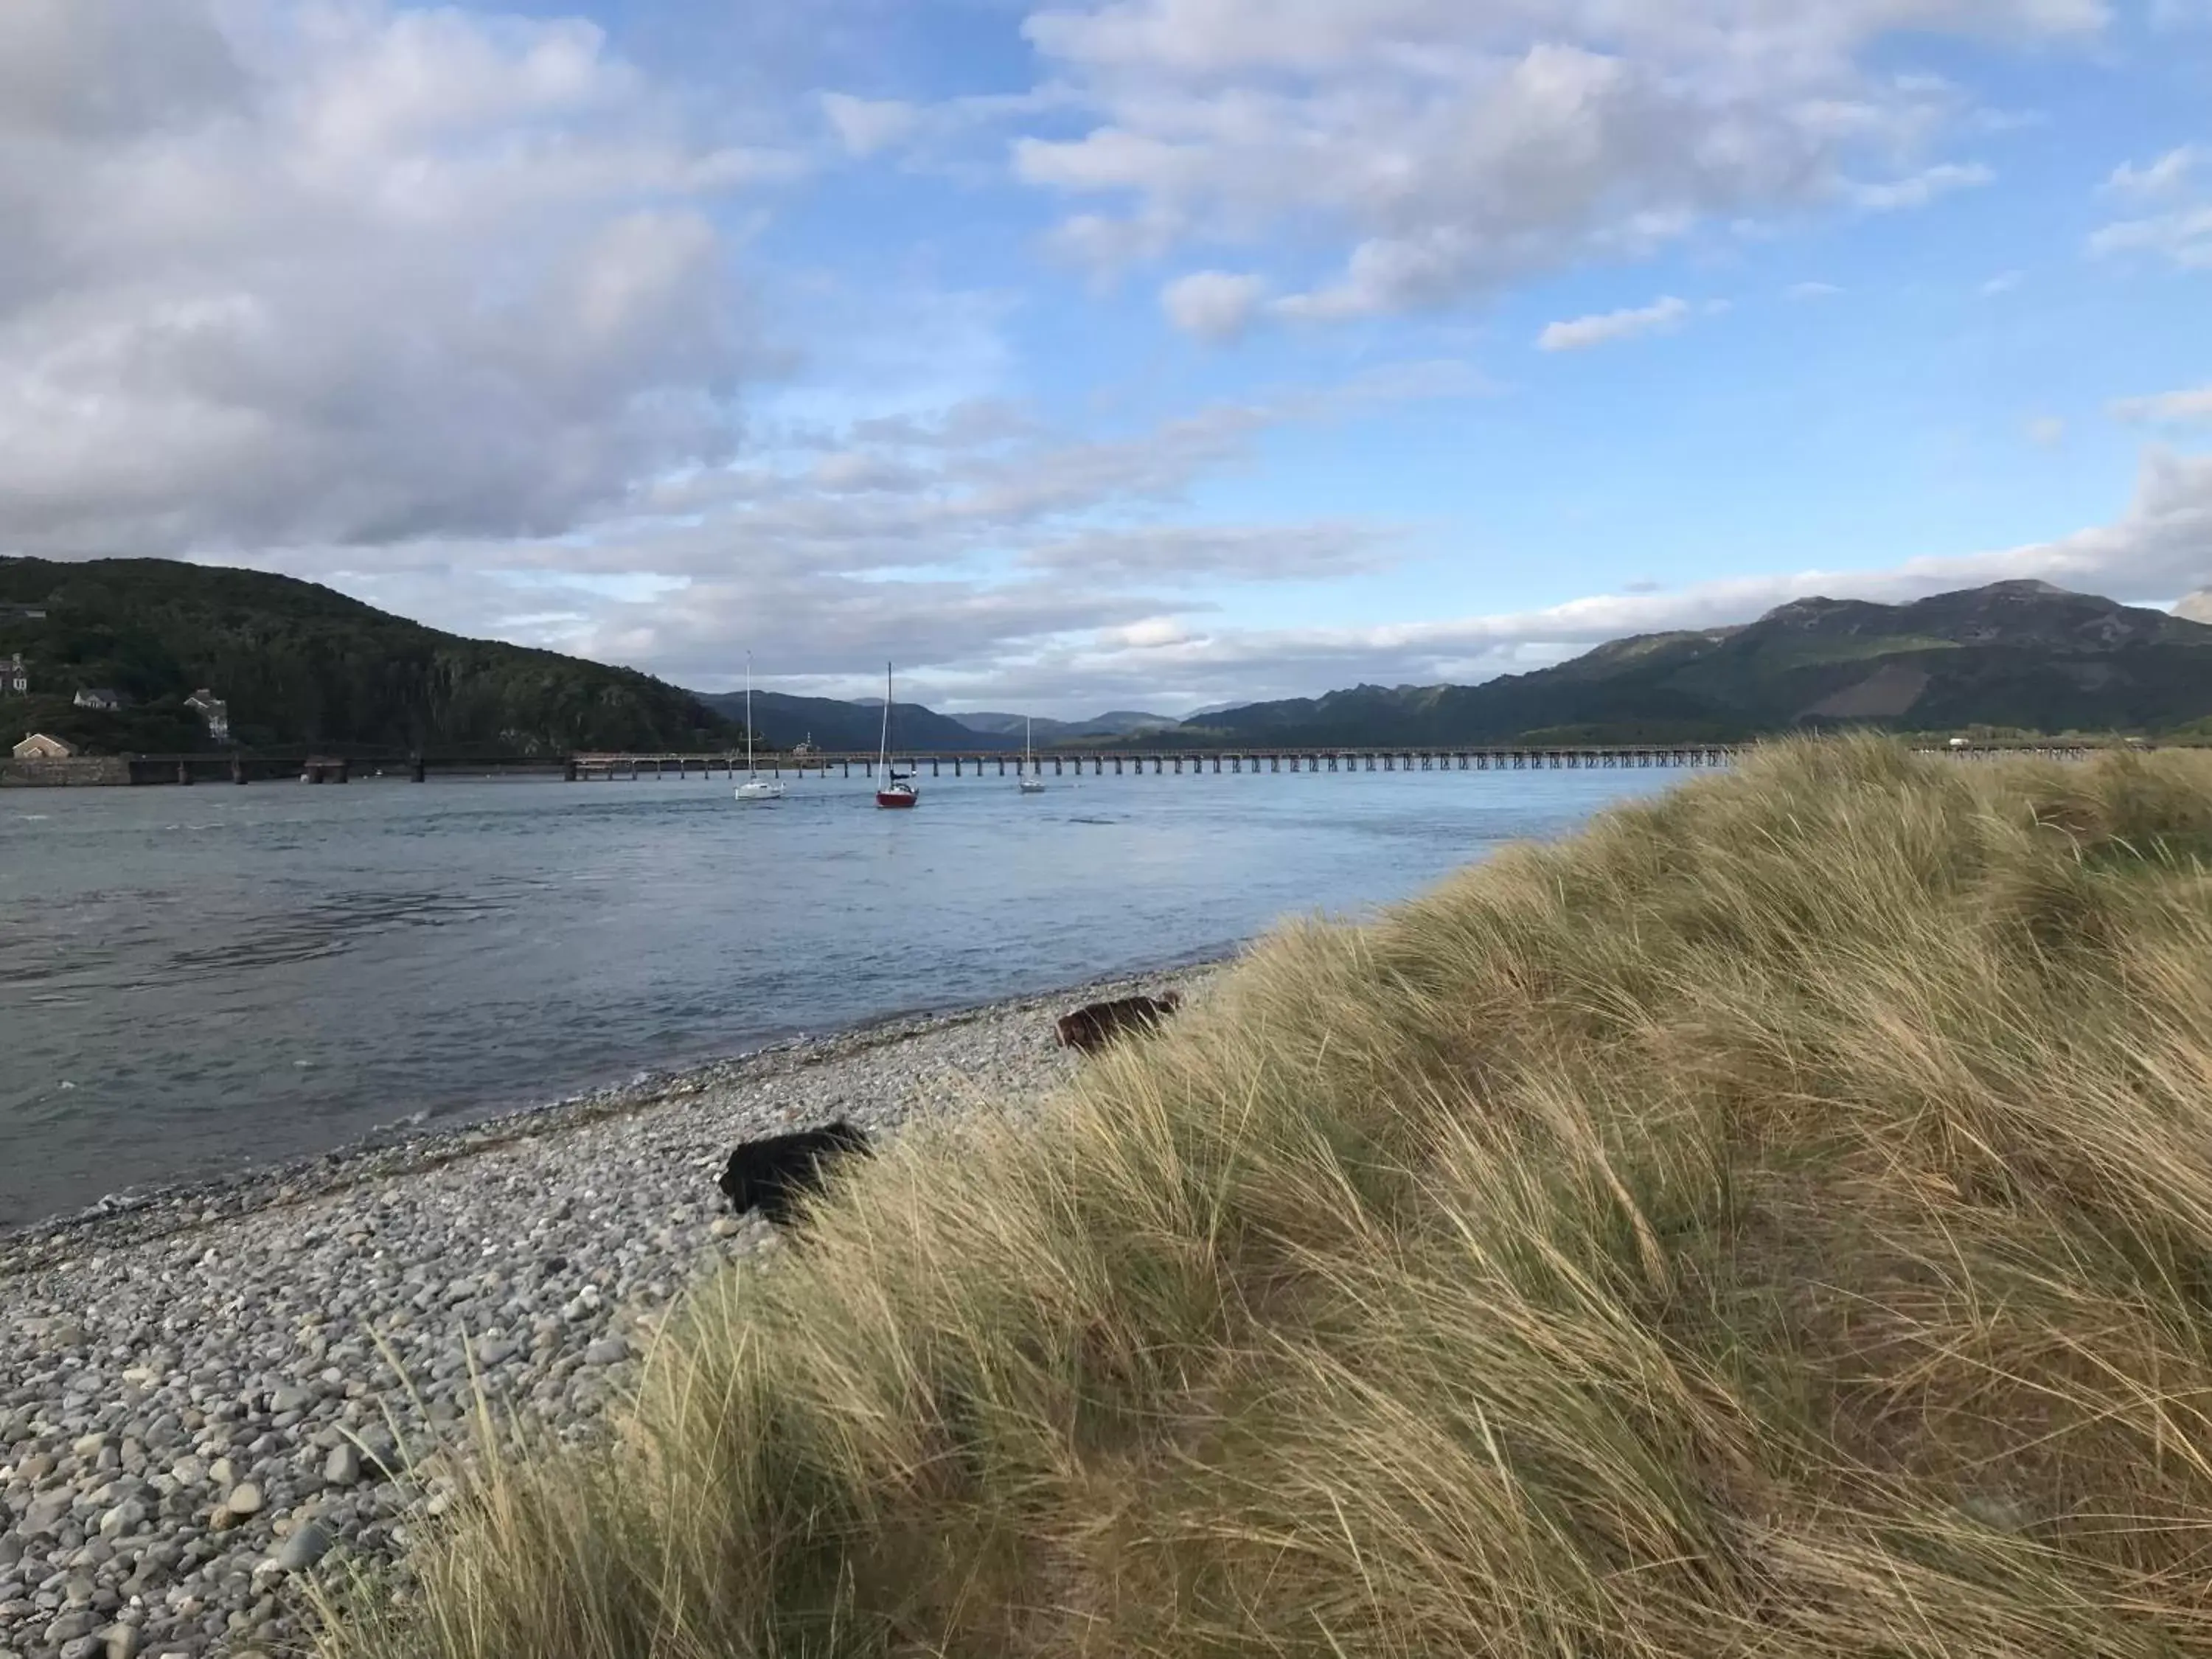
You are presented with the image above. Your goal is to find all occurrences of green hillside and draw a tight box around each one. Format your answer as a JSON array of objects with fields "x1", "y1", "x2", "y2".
[
  {"x1": 1180, "y1": 581, "x2": 2212, "y2": 746},
  {"x1": 0, "y1": 557, "x2": 747, "y2": 756}
]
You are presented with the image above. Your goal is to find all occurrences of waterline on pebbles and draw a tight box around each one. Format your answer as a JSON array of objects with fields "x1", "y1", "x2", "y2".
[{"x1": 0, "y1": 964, "x2": 1217, "y2": 1659}]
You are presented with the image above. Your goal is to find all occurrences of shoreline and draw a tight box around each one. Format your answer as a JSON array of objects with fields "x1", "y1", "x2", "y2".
[
  {"x1": 0, "y1": 953, "x2": 1234, "y2": 1276},
  {"x1": 0, "y1": 957, "x2": 1224, "y2": 1658}
]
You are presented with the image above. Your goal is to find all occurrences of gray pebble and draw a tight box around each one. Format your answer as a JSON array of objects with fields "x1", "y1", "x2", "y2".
[{"x1": 270, "y1": 1523, "x2": 330, "y2": 1576}]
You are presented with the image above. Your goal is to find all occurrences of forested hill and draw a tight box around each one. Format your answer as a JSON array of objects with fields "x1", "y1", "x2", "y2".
[
  {"x1": 0, "y1": 557, "x2": 743, "y2": 755},
  {"x1": 1175, "y1": 582, "x2": 2212, "y2": 746}
]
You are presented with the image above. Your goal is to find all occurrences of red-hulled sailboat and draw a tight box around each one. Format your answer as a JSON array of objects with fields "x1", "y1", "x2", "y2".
[{"x1": 875, "y1": 661, "x2": 918, "y2": 809}]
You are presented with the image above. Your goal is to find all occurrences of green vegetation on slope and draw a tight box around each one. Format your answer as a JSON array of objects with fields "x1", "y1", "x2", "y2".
[
  {"x1": 323, "y1": 739, "x2": 2212, "y2": 1658},
  {"x1": 1177, "y1": 580, "x2": 2212, "y2": 747},
  {"x1": 0, "y1": 557, "x2": 744, "y2": 755}
]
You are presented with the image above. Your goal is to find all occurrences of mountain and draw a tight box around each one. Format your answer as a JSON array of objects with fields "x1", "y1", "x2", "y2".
[
  {"x1": 1175, "y1": 582, "x2": 2212, "y2": 747},
  {"x1": 0, "y1": 556, "x2": 743, "y2": 756},
  {"x1": 954, "y1": 709, "x2": 1180, "y2": 740},
  {"x1": 695, "y1": 689, "x2": 1006, "y2": 752}
]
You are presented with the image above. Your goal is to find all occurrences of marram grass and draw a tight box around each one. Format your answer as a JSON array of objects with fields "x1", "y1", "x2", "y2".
[{"x1": 320, "y1": 737, "x2": 2212, "y2": 1658}]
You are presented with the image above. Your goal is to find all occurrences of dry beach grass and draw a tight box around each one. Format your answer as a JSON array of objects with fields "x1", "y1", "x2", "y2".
[{"x1": 321, "y1": 737, "x2": 2212, "y2": 1659}]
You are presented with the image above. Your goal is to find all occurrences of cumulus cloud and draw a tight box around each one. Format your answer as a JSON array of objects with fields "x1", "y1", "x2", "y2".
[
  {"x1": 990, "y1": 0, "x2": 2095, "y2": 320},
  {"x1": 1161, "y1": 271, "x2": 1269, "y2": 341},
  {"x1": 0, "y1": 0, "x2": 786, "y2": 557},
  {"x1": 1537, "y1": 295, "x2": 1691, "y2": 351}
]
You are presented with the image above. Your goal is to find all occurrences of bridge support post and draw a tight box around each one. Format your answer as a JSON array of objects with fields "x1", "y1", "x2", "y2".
[
  {"x1": 176, "y1": 760, "x2": 192, "y2": 786},
  {"x1": 233, "y1": 754, "x2": 249, "y2": 785}
]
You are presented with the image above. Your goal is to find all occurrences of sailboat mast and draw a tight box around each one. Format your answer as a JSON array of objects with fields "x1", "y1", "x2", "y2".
[
  {"x1": 879, "y1": 662, "x2": 892, "y2": 770},
  {"x1": 745, "y1": 652, "x2": 754, "y2": 776}
]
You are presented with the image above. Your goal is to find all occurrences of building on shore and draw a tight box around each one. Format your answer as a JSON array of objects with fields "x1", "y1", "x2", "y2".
[
  {"x1": 184, "y1": 688, "x2": 232, "y2": 744},
  {"x1": 1, "y1": 655, "x2": 25, "y2": 695},
  {"x1": 73, "y1": 687, "x2": 124, "y2": 711},
  {"x1": 0, "y1": 604, "x2": 45, "y2": 623},
  {"x1": 12, "y1": 733, "x2": 75, "y2": 759}
]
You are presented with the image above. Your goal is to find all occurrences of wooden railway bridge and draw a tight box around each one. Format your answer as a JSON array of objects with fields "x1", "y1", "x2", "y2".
[
  {"x1": 86, "y1": 740, "x2": 2101, "y2": 786},
  {"x1": 566, "y1": 745, "x2": 1743, "y2": 780}
]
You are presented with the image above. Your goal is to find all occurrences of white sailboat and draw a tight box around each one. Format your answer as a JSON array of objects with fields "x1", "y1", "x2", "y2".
[
  {"x1": 733, "y1": 653, "x2": 786, "y2": 802},
  {"x1": 1018, "y1": 714, "x2": 1047, "y2": 793}
]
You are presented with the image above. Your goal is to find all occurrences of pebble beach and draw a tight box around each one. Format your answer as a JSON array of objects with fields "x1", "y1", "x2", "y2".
[{"x1": 0, "y1": 965, "x2": 1217, "y2": 1659}]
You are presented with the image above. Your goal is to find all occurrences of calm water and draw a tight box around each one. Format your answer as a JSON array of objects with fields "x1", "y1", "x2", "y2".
[{"x1": 0, "y1": 766, "x2": 1686, "y2": 1228}]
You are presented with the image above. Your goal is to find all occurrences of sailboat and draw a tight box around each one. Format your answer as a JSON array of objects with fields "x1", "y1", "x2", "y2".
[
  {"x1": 875, "y1": 662, "x2": 918, "y2": 809},
  {"x1": 733, "y1": 653, "x2": 786, "y2": 802},
  {"x1": 1018, "y1": 715, "x2": 1047, "y2": 793}
]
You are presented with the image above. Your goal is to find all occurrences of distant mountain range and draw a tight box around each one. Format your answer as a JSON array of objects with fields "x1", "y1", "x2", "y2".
[
  {"x1": 1172, "y1": 582, "x2": 2212, "y2": 747},
  {"x1": 694, "y1": 691, "x2": 1179, "y2": 751},
  {"x1": 9, "y1": 561, "x2": 2204, "y2": 759},
  {"x1": 953, "y1": 709, "x2": 1181, "y2": 741}
]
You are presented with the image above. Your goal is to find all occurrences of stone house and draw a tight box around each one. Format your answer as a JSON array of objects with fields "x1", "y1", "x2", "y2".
[
  {"x1": 12, "y1": 733, "x2": 75, "y2": 759},
  {"x1": 185, "y1": 689, "x2": 232, "y2": 744},
  {"x1": 73, "y1": 687, "x2": 123, "y2": 711},
  {"x1": 1, "y1": 654, "x2": 25, "y2": 695}
]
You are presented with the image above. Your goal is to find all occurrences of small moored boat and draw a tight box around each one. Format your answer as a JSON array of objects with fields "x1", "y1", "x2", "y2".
[
  {"x1": 876, "y1": 662, "x2": 918, "y2": 809},
  {"x1": 734, "y1": 652, "x2": 785, "y2": 802}
]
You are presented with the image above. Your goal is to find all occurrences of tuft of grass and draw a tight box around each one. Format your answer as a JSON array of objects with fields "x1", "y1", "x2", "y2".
[{"x1": 321, "y1": 737, "x2": 2212, "y2": 1658}]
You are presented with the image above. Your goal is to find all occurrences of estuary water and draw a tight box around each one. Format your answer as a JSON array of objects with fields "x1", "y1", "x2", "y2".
[{"x1": 0, "y1": 765, "x2": 1688, "y2": 1228}]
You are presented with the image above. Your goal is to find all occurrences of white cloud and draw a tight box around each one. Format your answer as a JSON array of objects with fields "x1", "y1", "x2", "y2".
[
  {"x1": 1788, "y1": 281, "x2": 1845, "y2": 299},
  {"x1": 1847, "y1": 161, "x2": 1995, "y2": 212},
  {"x1": 1161, "y1": 270, "x2": 1269, "y2": 341},
  {"x1": 0, "y1": 1, "x2": 792, "y2": 558},
  {"x1": 2090, "y1": 206, "x2": 2212, "y2": 268},
  {"x1": 990, "y1": 1, "x2": 2090, "y2": 320},
  {"x1": 2105, "y1": 145, "x2": 2200, "y2": 200},
  {"x1": 1537, "y1": 296, "x2": 1691, "y2": 351},
  {"x1": 2090, "y1": 147, "x2": 2212, "y2": 268},
  {"x1": 820, "y1": 93, "x2": 922, "y2": 158},
  {"x1": 2111, "y1": 387, "x2": 2212, "y2": 422},
  {"x1": 1981, "y1": 270, "x2": 2024, "y2": 294},
  {"x1": 2025, "y1": 415, "x2": 2065, "y2": 446}
]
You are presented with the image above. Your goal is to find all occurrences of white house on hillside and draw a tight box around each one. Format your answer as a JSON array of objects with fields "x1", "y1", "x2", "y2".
[
  {"x1": 12, "y1": 733, "x2": 74, "y2": 759},
  {"x1": 1, "y1": 655, "x2": 25, "y2": 695},
  {"x1": 185, "y1": 688, "x2": 231, "y2": 744},
  {"x1": 73, "y1": 687, "x2": 122, "y2": 711}
]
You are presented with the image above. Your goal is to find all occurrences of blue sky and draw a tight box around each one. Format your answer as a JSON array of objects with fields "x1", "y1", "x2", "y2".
[{"x1": 1, "y1": 0, "x2": 2208, "y2": 713}]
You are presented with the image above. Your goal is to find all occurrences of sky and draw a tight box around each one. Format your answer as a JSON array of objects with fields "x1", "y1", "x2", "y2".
[{"x1": 1, "y1": 0, "x2": 2208, "y2": 715}]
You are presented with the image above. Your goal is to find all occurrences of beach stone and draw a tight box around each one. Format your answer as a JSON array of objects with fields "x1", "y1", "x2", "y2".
[
  {"x1": 270, "y1": 1523, "x2": 330, "y2": 1576},
  {"x1": 102, "y1": 1623, "x2": 139, "y2": 1659},
  {"x1": 582, "y1": 1336, "x2": 628, "y2": 1366},
  {"x1": 221, "y1": 1484, "x2": 262, "y2": 1519},
  {"x1": 322, "y1": 1445, "x2": 360, "y2": 1487}
]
